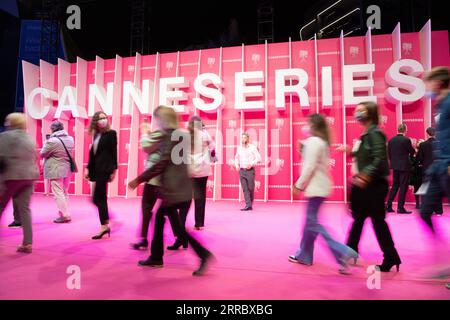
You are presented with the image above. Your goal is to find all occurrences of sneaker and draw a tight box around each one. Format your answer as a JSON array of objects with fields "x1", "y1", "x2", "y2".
[
  {"x1": 338, "y1": 264, "x2": 351, "y2": 275},
  {"x1": 17, "y1": 244, "x2": 32, "y2": 254},
  {"x1": 288, "y1": 255, "x2": 312, "y2": 266},
  {"x1": 138, "y1": 258, "x2": 163, "y2": 268},
  {"x1": 8, "y1": 221, "x2": 22, "y2": 228},
  {"x1": 397, "y1": 208, "x2": 412, "y2": 214},
  {"x1": 53, "y1": 216, "x2": 71, "y2": 224}
]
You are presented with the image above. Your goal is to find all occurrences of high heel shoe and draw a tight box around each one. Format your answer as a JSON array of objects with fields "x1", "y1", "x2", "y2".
[
  {"x1": 131, "y1": 239, "x2": 148, "y2": 250},
  {"x1": 92, "y1": 227, "x2": 111, "y2": 240},
  {"x1": 376, "y1": 261, "x2": 401, "y2": 272},
  {"x1": 167, "y1": 241, "x2": 188, "y2": 250}
]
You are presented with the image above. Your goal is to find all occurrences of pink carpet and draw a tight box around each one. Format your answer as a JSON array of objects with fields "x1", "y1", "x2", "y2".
[{"x1": 0, "y1": 194, "x2": 449, "y2": 300}]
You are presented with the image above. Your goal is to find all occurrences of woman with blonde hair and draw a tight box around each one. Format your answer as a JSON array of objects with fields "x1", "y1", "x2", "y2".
[
  {"x1": 0, "y1": 113, "x2": 39, "y2": 253},
  {"x1": 85, "y1": 111, "x2": 117, "y2": 240},
  {"x1": 129, "y1": 106, "x2": 214, "y2": 275}
]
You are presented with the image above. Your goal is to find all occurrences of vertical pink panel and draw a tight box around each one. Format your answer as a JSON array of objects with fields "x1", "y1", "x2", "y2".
[
  {"x1": 126, "y1": 53, "x2": 143, "y2": 198},
  {"x1": 420, "y1": 20, "x2": 432, "y2": 130},
  {"x1": 316, "y1": 37, "x2": 344, "y2": 202},
  {"x1": 108, "y1": 55, "x2": 123, "y2": 197},
  {"x1": 267, "y1": 42, "x2": 291, "y2": 201},
  {"x1": 392, "y1": 24, "x2": 403, "y2": 124},
  {"x1": 74, "y1": 57, "x2": 87, "y2": 195},
  {"x1": 198, "y1": 48, "x2": 222, "y2": 200},
  {"x1": 243, "y1": 44, "x2": 266, "y2": 202},
  {"x1": 39, "y1": 60, "x2": 57, "y2": 194},
  {"x1": 22, "y1": 61, "x2": 40, "y2": 139},
  {"x1": 221, "y1": 46, "x2": 242, "y2": 200},
  {"x1": 291, "y1": 39, "x2": 316, "y2": 201},
  {"x1": 343, "y1": 35, "x2": 368, "y2": 198}
]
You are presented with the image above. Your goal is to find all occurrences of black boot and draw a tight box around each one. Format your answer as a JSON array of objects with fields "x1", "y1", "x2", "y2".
[
  {"x1": 193, "y1": 253, "x2": 215, "y2": 276},
  {"x1": 131, "y1": 239, "x2": 148, "y2": 250},
  {"x1": 167, "y1": 239, "x2": 188, "y2": 250},
  {"x1": 415, "y1": 195, "x2": 421, "y2": 209}
]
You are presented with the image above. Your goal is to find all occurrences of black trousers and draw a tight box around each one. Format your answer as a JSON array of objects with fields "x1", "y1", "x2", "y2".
[
  {"x1": 420, "y1": 173, "x2": 449, "y2": 232},
  {"x1": 93, "y1": 175, "x2": 109, "y2": 225},
  {"x1": 150, "y1": 200, "x2": 211, "y2": 262},
  {"x1": 140, "y1": 183, "x2": 180, "y2": 239},
  {"x1": 192, "y1": 177, "x2": 208, "y2": 228},
  {"x1": 239, "y1": 168, "x2": 255, "y2": 208},
  {"x1": 140, "y1": 184, "x2": 159, "y2": 239},
  {"x1": 387, "y1": 170, "x2": 411, "y2": 209},
  {"x1": 347, "y1": 179, "x2": 401, "y2": 264}
]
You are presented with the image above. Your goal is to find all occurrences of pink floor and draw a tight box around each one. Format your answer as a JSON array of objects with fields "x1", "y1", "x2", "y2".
[{"x1": 1, "y1": 194, "x2": 450, "y2": 300}]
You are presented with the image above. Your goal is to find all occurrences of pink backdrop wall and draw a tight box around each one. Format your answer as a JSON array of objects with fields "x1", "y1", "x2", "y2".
[{"x1": 22, "y1": 26, "x2": 450, "y2": 203}]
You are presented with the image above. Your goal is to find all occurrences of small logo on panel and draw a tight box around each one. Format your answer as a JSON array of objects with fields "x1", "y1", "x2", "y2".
[
  {"x1": 402, "y1": 43, "x2": 412, "y2": 56},
  {"x1": 166, "y1": 61, "x2": 174, "y2": 71},
  {"x1": 299, "y1": 50, "x2": 308, "y2": 61},
  {"x1": 207, "y1": 57, "x2": 216, "y2": 67},
  {"x1": 349, "y1": 46, "x2": 360, "y2": 58},
  {"x1": 275, "y1": 118, "x2": 285, "y2": 128},
  {"x1": 252, "y1": 54, "x2": 261, "y2": 65}
]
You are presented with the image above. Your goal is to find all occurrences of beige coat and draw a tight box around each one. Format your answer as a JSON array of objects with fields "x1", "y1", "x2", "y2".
[{"x1": 295, "y1": 136, "x2": 332, "y2": 198}]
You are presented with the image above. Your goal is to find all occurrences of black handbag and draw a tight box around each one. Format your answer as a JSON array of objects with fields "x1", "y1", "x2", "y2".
[{"x1": 56, "y1": 137, "x2": 78, "y2": 173}]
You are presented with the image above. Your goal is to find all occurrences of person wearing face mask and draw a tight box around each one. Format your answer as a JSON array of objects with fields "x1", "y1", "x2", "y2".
[
  {"x1": 338, "y1": 102, "x2": 401, "y2": 272},
  {"x1": 85, "y1": 112, "x2": 117, "y2": 240},
  {"x1": 40, "y1": 121, "x2": 75, "y2": 223},
  {"x1": 0, "y1": 113, "x2": 39, "y2": 253},
  {"x1": 290, "y1": 114, "x2": 358, "y2": 275},
  {"x1": 418, "y1": 67, "x2": 450, "y2": 288}
]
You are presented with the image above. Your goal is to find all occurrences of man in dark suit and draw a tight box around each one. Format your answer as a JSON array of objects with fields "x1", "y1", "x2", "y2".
[
  {"x1": 386, "y1": 124, "x2": 416, "y2": 214},
  {"x1": 417, "y1": 127, "x2": 443, "y2": 215},
  {"x1": 417, "y1": 127, "x2": 436, "y2": 174}
]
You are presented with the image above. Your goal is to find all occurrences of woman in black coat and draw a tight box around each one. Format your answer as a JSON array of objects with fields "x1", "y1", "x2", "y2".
[{"x1": 85, "y1": 111, "x2": 118, "y2": 240}]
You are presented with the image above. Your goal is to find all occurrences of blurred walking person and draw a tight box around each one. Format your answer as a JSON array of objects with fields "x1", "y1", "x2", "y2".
[
  {"x1": 289, "y1": 114, "x2": 358, "y2": 274},
  {"x1": 339, "y1": 102, "x2": 401, "y2": 272},
  {"x1": 0, "y1": 113, "x2": 39, "y2": 253},
  {"x1": 181, "y1": 116, "x2": 215, "y2": 231},
  {"x1": 128, "y1": 106, "x2": 214, "y2": 276}
]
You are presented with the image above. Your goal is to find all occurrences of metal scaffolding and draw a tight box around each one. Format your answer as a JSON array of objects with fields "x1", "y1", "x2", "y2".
[
  {"x1": 130, "y1": 0, "x2": 150, "y2": 56},
  {"x1": 257, "y1": 0, "x2": 274, "y2": 44},
  {"x1": 37, "y1": 0, "x2": 61, "y2": 64}
]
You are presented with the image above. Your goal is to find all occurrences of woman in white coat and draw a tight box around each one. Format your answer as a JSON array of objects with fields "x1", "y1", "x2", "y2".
[{"x1": 290, "y1": 114, "x2": 358, "y2": 274}]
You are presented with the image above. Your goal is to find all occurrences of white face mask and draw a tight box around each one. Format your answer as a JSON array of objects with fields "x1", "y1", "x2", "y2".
[{"x1": 97, "y1": 119, "x2": 108, "y2": 128}]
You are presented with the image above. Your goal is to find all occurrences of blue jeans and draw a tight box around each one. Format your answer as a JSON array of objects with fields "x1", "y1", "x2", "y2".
[
  {"x1": 420, "y1": 172, "x2": 450, "y2": 232},
  {"x1": 295, "y1": 197, "x2": 355, "y2": 265}
]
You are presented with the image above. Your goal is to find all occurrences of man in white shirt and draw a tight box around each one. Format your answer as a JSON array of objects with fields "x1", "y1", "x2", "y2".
[{"x1": 234, "y1": 133, "x2": 261, "y2": 211}]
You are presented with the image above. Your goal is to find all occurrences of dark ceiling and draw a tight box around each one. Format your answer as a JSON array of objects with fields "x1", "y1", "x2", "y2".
[{"x1": 14, "y1": 0, "x2": 450, "y2": 61}]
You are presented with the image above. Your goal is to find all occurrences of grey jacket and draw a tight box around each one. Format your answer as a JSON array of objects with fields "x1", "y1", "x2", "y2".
[
  {"x1": 0, "y1": 129, "x2": 39, "y2": 181},
  {"x1": 40, "y1": 130, "x2": 75, "y2": 179}
]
